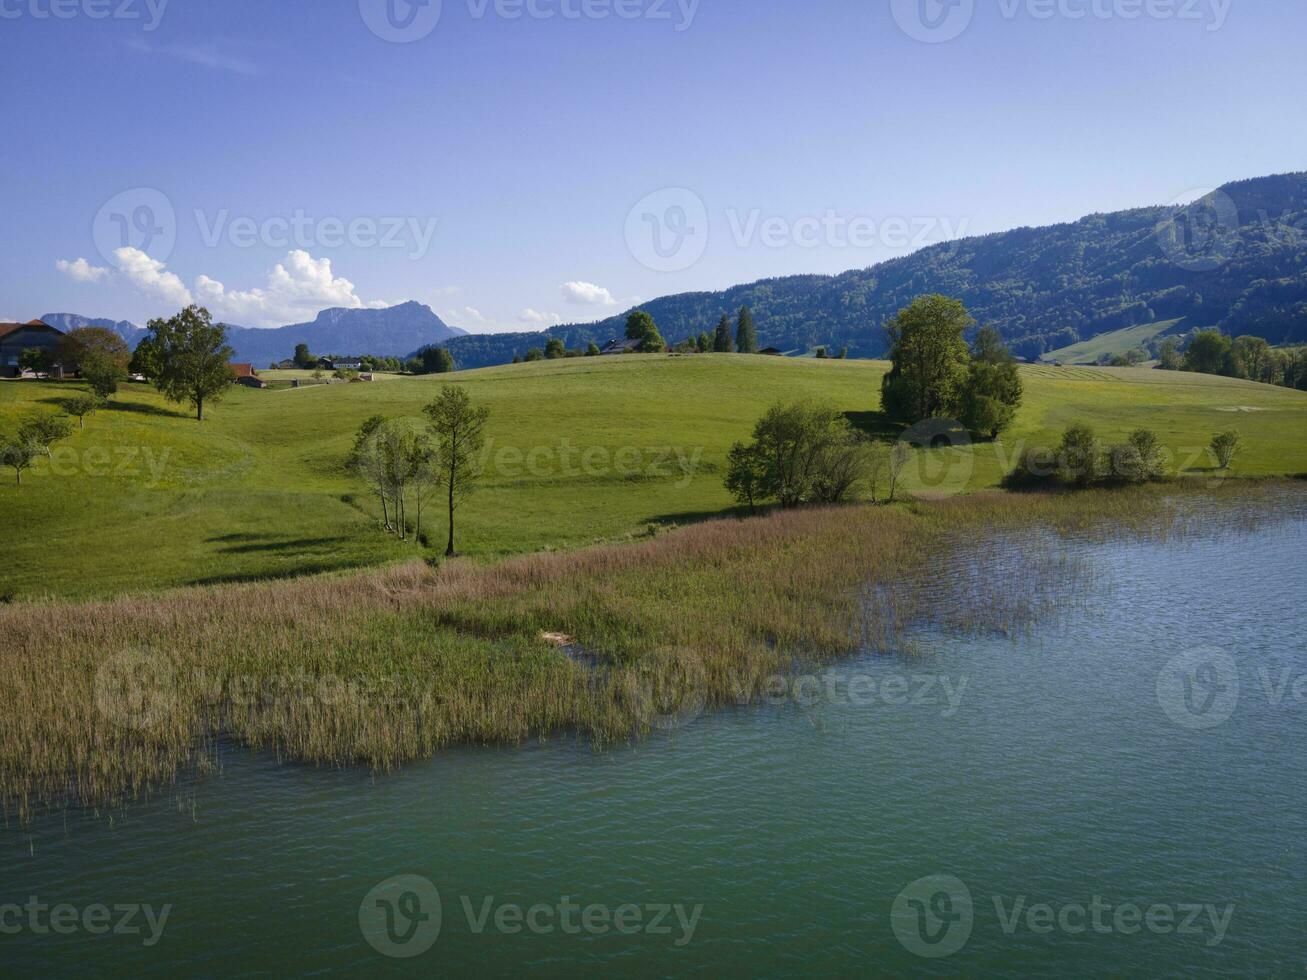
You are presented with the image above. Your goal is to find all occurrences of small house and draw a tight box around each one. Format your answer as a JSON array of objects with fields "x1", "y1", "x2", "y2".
[
  {"x1": 758, "y1": 347, "x2": 784, "y2": 356},
  {"x1": 599, "y1": 338, "x2": 643, "y2": 355},
  {"x1": 229, "y1": 363, "x2": 267, "y2": 388}
]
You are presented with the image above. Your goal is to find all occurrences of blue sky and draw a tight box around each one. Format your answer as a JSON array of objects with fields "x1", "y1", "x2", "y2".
[{"x1": 2, "y1": 0, "x2": 1304, "y2": 331}]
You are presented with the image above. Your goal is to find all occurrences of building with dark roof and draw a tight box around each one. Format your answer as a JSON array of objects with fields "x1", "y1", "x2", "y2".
[{"x1": 1, "y1": 320, "x2": 65, "y2": 377}]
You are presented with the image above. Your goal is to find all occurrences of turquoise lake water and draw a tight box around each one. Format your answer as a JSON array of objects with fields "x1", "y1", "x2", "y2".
[{"x1": 3, "y1": 512, "x2": 1305, "y2": 976}]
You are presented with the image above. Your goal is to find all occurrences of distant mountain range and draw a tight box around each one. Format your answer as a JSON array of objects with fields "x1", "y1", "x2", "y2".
[
  {"x1": 41, "y1": 302, "x2": 465, "y2": 366},
  {"x1": 445, "y1": 171, "x2": 1307, "y2": 367},
  {"x1": 42, "y1": 172, "x2": 1307, "y2": 370}
]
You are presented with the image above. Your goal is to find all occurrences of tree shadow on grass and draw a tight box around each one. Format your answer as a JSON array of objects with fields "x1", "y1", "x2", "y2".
[
  {"x1": 36, "y1": 395, "x2": 192, "y2": 419},
  {"x1": 104, "y1": 400, "x2": 192, "y2": 419},
  {"x1": 187, "y1": 561, "x2": 360, "y2": 588},
  {"x1": 842, "y1": 410, "x2": 900, "y2": 442},
  {"x1": 209, "y1": 535, "x2": 351, "y2": 555}
]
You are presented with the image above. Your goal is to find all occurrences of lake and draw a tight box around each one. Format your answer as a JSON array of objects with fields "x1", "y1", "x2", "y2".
[{"x1": 3, "y1": 509, "x2": 1305, "y2": 976}]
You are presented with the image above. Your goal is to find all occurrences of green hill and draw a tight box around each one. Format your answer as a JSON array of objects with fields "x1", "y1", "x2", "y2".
[
  {"x1": 1044, "y1": 318, "x2": 1190, "y2": 364},
  {"x1": 4, "y1": 354, "x2": 1307, "y2": 598}
]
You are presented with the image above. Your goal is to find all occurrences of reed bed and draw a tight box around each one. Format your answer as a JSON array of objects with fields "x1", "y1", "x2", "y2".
[{"x1": 1, "y1": 482, "x2": 1302, "y2": 824}]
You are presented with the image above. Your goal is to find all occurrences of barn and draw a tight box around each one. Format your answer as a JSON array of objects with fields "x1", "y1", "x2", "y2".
[{"x1": 0, "y1": 320, "x2": 65, "y2": 378}]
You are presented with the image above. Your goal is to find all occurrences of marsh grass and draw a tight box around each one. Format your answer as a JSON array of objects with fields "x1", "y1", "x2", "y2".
[{"x1": 2, "y1": 483, "x2": 1303, "y2": 824}]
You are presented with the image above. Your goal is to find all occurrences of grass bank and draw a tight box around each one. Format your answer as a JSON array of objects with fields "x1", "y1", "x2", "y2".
[
  {"x1": 4, "y1": 355, "x2": 1307, "y2": 598},
  {"x1": 3, "y1": 483, "x2": 1301, "y2": 824}
]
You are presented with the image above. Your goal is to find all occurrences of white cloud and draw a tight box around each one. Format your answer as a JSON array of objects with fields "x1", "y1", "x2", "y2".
[
  {"x1": 56, "y1": 257, "x2": 110, "y2": 283},
  {"x1": 125, "y1": 38, "x2": 261, "y2": 76},
  {"x1": 194, "y1": 250, "x2": 370, "y2": 325},
  {"x1": 560, "y1": 281, "x2": 617, "y2": 306},
  {"x1": 114, "y1": 247, "x2": 194, "y2": 307},
  {"x1": 449, "y1": 306, "x2": 488, "y2": 324},
  {"x1": 518, "y1": 308, "x2": 561, "y2": 325}
]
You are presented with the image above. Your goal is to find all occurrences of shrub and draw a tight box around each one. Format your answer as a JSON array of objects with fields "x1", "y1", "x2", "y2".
[{"x1": 1211, "y1": 430, "x2": 1241, "y2": 469}]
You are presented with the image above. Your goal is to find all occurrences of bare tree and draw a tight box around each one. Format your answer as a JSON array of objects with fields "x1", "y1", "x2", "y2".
[{"x1": 888, "y1": 441, "x2": 912, "y2": 502}]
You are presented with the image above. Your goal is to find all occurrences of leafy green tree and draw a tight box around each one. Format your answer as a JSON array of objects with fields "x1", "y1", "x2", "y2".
[
  {"x1": 713, "y1": 315, "x2": 734, "y2": 353},
  {"x1": 1232, "y1": 335, "x2": 1273, "y2": 383},
  {"x1": 1, "y1": 435, "x2": 39, "y2": 485},
  {"x1": 696, "y1": 332, "x2": 711, "y2": 353},
  {"x1": 63, "y1": 393, "x2": 103, "y2": 429},
  {"x1": 736, "y1": 306, "x2": 758, "y2": 353},
  {"x1": 424, "y1": 386, "x2": 490, "y2": 557},
  {"x1": 1182, "y1": 330, "x2": 1234, "y2": 376},
  {"x1": 1211, "y1": 430, "x2": 1241, "y2": 469},
  {"x1": 880, "y1": 294, "x2": 974, "y2": 423},
  {"x1": 18, "y1": 412, "x2": 73, "y2": 458},
  {"x1": 544, "y1": 338, "x2": 566, "y2": 360},
  {"x1": 417, "y1": 345, "x2": 455, "y2": 374},
  {"x1": 728, "y1": 401, "x2": 868, "y2": 508},
  {"x1": 586, "y1": 342, "x2": 601, "y2": 357},
  {"x1": 625, "y1": 311, "x2": 665, "y2": 352},
  {"x1": 142, "y1": 306, "x2": 235, "y2": 421},
  {"x1": 1057, "y1": 423, "x2": 1100, "y2": 486},
  {"x1": 18, "y1": 348, "x2": 49, "y2": 374},
  {"x1": 960, "y1": 326, "x2": 1023, "y2": 438},
  {"x1": 58, "y1": 328, "x2": 130, "y2": 397},
  {"x1": 524, "y1": 348, "x2": 544, "y2": 362},
  {"x1": 1156, "y1": 337, "x2": 1182, "y2": 371},
  {"x1": 293, "y1": 343, "x2": 315, "y2": 369},
  {"x1": 724, "y1": 441, "x2": 766, "y2": 514}
]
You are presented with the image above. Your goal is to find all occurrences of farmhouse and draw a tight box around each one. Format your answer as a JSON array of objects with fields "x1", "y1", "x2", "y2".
[
  {"x1": 0, "y1": 320, "x2": 65, "y2": 378},
  {"x1": 599, "y1": 338, "x2": 643, "y2": 355},
  {"x1": 229, "y1": 363, "x2": 267, "y2": 388}
]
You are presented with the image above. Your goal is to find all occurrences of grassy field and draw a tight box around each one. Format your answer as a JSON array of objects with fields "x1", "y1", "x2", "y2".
[
  {"x1": 1044, "y1": 318, "x2": 1188, "y2": 364},
  {"x1": 3, "y1": 353, "x2": 1307, "y2": 599}
]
